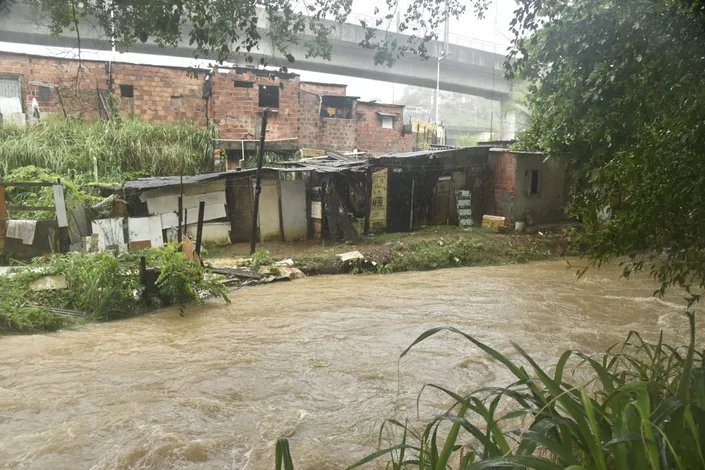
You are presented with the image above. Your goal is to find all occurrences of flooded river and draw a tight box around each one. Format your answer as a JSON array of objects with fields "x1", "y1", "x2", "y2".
[{"x1": 0, "y1": 260, "x2": 697, "y2": 469}]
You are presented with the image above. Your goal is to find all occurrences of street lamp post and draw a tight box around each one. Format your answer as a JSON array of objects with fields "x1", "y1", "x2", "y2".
[
  {"x1": 435, "y1": 3, "x2": 450, "y2": 127},
  {"x1": 434, "y1": 51, "x2": 447, "y2": 125}
]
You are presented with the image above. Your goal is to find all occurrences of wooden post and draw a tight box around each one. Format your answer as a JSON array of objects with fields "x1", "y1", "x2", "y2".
[
  {"x1": 139, "y1": 256, "x2": 147, "y2": 300},
  {"x1": 364, "y1": 167, "x2": 371, "y2": 235},
  {"x1": 177, "y1": 196, "x2": 183, "y2": 242},
  {"x1": 276, "y1": 176, "x2": 285, "y2": 242},
  {"x1": 305, "y1": 173, "x2": 312, "y2": 240},
  {"x1": 320, "y1": 179, "x2": 326, "y2": 246},
  {"x1": 195, "y1": 201, "x2": 206, "y2": 256},
  {"x1": 409, "y1": 178, "x2": 415, "y2": 232},
  {"x1": 0, "y1": 185, "x2": 7, "y2": 251},
  {"x1": 250, "y1": 110, "x2": 269, "y2": 255}
]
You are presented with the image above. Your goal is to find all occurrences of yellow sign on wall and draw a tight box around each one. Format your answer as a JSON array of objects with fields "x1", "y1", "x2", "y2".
[{"x1": 370, "y1": 169, "x2": 388, "y2": 230}]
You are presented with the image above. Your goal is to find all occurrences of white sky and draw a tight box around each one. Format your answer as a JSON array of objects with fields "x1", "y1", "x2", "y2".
[{"x1": 0, "y1": 0, "x2": 517, "y2": 103}]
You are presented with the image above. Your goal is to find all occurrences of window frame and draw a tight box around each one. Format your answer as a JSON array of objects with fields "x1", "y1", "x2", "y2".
[{"x1": 258, "y1": 84, "x2": 280, "y2": 108}]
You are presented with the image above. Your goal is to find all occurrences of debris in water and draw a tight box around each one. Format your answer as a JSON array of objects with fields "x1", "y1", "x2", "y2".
[{"x1": 337, "y1": 251, "x2": 364, "y2": 262}]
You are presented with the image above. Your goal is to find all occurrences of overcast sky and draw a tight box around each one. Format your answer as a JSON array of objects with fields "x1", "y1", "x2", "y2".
[{"x1": 0, "y1": 0, "x2": 517, "y2": 103}]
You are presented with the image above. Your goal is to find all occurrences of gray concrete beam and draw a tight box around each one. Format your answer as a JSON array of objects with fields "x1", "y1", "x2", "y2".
[{"x1": 0, "y1": 4, "x2": 512, "y2": 99}]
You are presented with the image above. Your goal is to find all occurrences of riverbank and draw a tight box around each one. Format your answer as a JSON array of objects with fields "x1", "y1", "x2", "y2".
[
  {"x1": 205, "y1": 225, "x2": 573, "y2": 275},
  {"x1": 0, "y1": 226, "x2": 574, "y2": 333}
]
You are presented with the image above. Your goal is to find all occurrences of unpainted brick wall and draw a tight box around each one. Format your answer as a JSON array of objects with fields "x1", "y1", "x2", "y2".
[
  {"x1": 112, "y1": 64, "x2": 207, "y2": 125},
  {"x1": 0, "y1": 53, "x2": 209, "y2": 125},
  {"x1": 211, "y1": 69, "x2": 300, "y2": 141},
  {"x1": 299, "y1": 81, "x2": 347, "y2": 96},
  {"x1": 487, "y1": 151, "x2": 517, "y2": 222},
  {"x1": 355, "y1": 102, "x2": 413, "y2": 156},
  {"x1": 319, "y1": 116, "x2": 356, "y2": 150},
  {"x1": 0, "y1": 54, "x2": 107, "y2": 120},
  {"x1": 299, "y1": 90, "x2": 321, "y2": 148},
  {"x1": 299, "y1": 90, "x2": 356, "y2": 150}
]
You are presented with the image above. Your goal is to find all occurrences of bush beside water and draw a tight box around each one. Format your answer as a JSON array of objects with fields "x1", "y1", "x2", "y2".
[{"x1": 0, "y1": 245, "x2": 229, "y2": 332}]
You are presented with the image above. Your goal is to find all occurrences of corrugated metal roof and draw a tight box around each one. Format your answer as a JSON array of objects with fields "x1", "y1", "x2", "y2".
[
  {"x1": 375, "y1": 147, "x2": 463, "y2": 159},
  {"x1": 124, "y1": 169, "x2": 258, "y2": 190},
  {"x1": 124, "y1": 153, "x2": 368, "y2": 190}
]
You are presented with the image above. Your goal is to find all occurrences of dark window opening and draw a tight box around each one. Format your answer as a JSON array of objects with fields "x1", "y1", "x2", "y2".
[
  {"x1": 258, "y1": 85, "x2": 279, "y2": 108},
  {"x1": 527, "y1": 169, "x2": 540, "y2": 194},
  {"x1": 320, "y1": 95, "x2": 354, "y2": 119},
  {"x1": 38, "y1": 86, "x2": 51, "y2": 101},
  {"x1": 120, "y1": 84, "x2": 134, "y2": 98},
  {"x1": 234, "y1": 80, "x2": 254, "y2": 88}
]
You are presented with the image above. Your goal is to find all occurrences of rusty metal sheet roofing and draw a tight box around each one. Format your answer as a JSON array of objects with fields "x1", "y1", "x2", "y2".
[
  {"x1": 375, "y1": 147, "x2": 463, "y2": 159},
  {"x1": 123, "y1": 155, "x2": 367, "y2": 190},
  {"x1": 124, "y1": 169, "x2": 258, "y2": 190},
  {"x1": 288, "y1": 151, "x2": 368, "y2": 172}
]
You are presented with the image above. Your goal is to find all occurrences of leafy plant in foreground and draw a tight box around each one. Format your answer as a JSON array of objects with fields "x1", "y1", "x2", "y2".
[
  {"x1": 153, "y1": 244, "x2": 230, "y2": 314},
  {"x1": 277, "y1": 313, "x2": 704, "y2": 469}
]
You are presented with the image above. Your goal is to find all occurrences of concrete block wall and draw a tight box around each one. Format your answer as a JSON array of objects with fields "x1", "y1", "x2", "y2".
[
  {"x1": 210, "y1": 69, "x2": 300, "y2": 141},
  {"x1": 355, "y1": 101, "x2": 413, "y2": 156}
]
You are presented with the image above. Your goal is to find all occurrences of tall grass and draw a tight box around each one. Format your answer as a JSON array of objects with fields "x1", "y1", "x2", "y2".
[
  {"x1": 276, "y1": 314, "x2": 705, "y2": 469},
  {"x1": 0, "y1": 246, "x2": 230, "y2": 332},
  {"x1": 0, "y1": 117, "x2": 216, "y2": 182}
]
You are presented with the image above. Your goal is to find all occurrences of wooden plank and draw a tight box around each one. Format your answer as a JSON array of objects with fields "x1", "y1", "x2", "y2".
[
  {"x1": 7, "y1": 205, "x2": 55, "y2": 211},
  {"x1": 53, "y1": 185, "x2": 68, "y2": 227},
  {"x1": 0, "y1": 182, "x2": 55, "y2": 188}
]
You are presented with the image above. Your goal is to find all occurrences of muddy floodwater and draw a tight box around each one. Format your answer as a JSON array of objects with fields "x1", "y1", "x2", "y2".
[{"x1": 0, "y1": 260, "x2": 698, "y2": 469}]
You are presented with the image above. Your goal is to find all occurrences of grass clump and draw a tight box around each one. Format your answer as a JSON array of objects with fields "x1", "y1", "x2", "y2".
[
  {"x1": 0, "y1": 116, "x2": 216, "y2": 183},
  {"x1": 0, "y1": 246, "x2": 230, "y2": 333},
  {"x1": 276, "y1": 313, "x2": 705, "y2": 469},
  {"x1": 383, "y1": 234, "x2": 555, "y2": 273},
  {"x1": 252, "y1": 250, "x2": 274, "y2": 270}
]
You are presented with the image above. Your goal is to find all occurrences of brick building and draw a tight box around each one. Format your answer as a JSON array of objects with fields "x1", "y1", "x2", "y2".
[
  {"x1": 355, "y1": 101, "x2": 408, "y2": 154},
  {"x1": 0, "y1": 52, "x2": 414, "y2": 156}
]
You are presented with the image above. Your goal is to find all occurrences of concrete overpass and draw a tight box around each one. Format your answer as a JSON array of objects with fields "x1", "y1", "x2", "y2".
[{"x1": 0, "y1": 4, "x2": 513, "y2": 101}]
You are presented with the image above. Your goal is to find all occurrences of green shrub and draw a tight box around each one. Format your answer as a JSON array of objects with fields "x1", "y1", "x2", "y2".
[
  {"x1": 0, "y1": 246, "x2": 230, "y2": 332},
  {"x1": 276, "y1": 314, "x2": 705, "y2": 470},
  {"x1": 152, "y1": 244, "x2": 230, "y2": 314},
  {"x1": 252, "y1": 250, "x2": 274, "y2": 270}
]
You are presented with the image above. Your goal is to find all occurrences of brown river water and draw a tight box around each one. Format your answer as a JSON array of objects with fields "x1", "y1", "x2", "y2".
[{"x1": 0, "y1": 260, "x2": 698, "y2": 469}]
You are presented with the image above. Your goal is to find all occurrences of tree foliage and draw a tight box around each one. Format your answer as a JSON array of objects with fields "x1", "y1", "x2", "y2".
[
  {"x1": 509, "y1": 0, "x2": 705, "y2": 300},
  {"x1": 10, "y1": 0, "x2": 488, "y2": 67}
]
